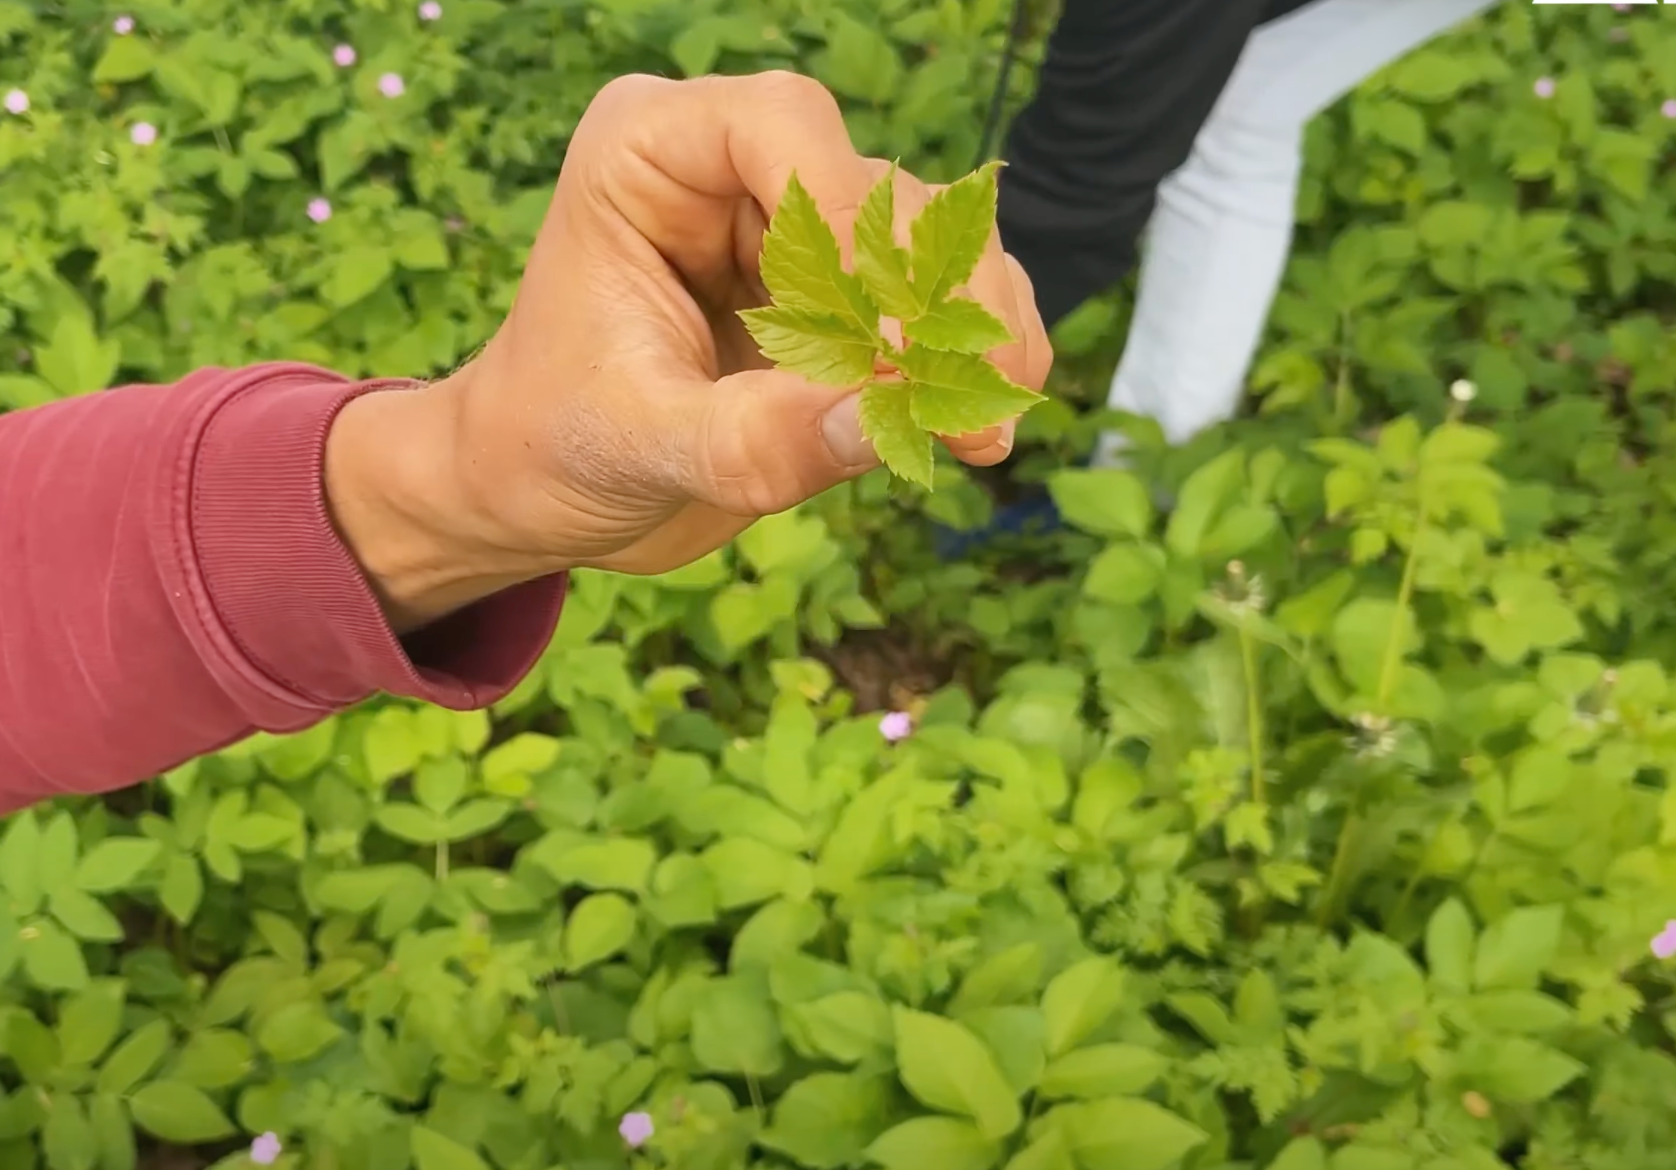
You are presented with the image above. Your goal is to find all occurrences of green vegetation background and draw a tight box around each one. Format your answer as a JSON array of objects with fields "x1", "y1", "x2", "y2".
[{"x1": 1, "y1": 3, "x2": 1676, "y2": 1169}]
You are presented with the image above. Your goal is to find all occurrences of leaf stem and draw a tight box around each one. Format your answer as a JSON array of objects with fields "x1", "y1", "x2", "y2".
[
  {"x1": 1376, "y1": 501, "x2": 1427, "y2": 714},
  {"x1": 1239, "y1": 625, "x2": 1265, "y2": 806},
  {"x1": 1321, "y1": 470, "x2": 1426, "y2": 928}
]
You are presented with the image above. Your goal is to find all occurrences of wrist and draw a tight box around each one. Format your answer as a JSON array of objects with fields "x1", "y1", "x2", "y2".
[{"x1": 322, "y1": 381, "x2": 558, "y2": 634}]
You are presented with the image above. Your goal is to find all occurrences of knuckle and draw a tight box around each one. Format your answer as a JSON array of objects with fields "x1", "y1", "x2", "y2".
[
  {"x1": 592, "y1": 73, "x2": 670, "y2": 116},
  {"x1": 749, "y1": 69, "x2": 839, "y2": 118}
]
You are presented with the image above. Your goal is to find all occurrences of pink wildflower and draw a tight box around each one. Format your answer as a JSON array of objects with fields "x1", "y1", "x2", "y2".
[
  {"x1": 377, "y1": 72, "x2": 405, "y2": 98},
  {"x1": 1533, "y1": 77, "x2": 1555, "y2": 100},
  {"x1": 879, "y1": 711, "x2": 913, "y2": 742},
  {"x1": 1652, "y1": 921, "x2": 1676, "y2": 960},
  {"x1": 306, "y1": 198, "x2": 332, "y2": 224},
  {"x1": 333, "y1": 44, "x2": 356, "y2": 68},
  {"x1": 1662, "y1": 99, "x2": 1676, "y2": 120},
  {"x1": 250, "y1": 1133, "x2": 283, "y2": 1166},
  {"x1": 419, "y1": 1, "x2": 443, "y2": 20},
  {"x1": 3, "y1": 89, "x2": 27, "y2": 115},
  {"x1": 113, "y1": 15, "x2": 134, "y2": 34},
  {"x1": 619, "y1": 1112, "x2": 654, "y2": 1148},
  {"x1": 130, "y1": 122, "x2": 157, "y2": 147}
]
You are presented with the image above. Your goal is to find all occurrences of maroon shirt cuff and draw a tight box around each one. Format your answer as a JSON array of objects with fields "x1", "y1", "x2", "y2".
[{"x1": 187, "y1": 366, "x2": 563, "y2": 712}]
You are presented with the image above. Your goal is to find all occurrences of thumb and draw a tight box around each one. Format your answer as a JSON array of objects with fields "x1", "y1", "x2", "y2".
[{"x1": 678, "y1": 368, "x2": 881, "y2": 517}]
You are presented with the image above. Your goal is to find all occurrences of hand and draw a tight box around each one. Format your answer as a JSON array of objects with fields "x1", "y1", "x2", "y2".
[{"x1": 325, "y1": 71, "x2": 1051, "y2": 631}]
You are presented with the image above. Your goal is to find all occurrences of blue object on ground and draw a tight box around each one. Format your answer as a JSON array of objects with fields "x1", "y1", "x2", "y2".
[
  {"x1": 930, "y1": 443, "x2": 1112, "y2": 559},
  {"x1": 932, "y1": 486, "x2": 1063, "y2": 560}
]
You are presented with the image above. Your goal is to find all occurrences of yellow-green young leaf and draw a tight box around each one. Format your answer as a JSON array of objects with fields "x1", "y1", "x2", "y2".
[
  {"x1": 1473, "y1": 904, "x2": 1563, "y2": 991},
  {"x1": 1453, "y1": 1035, "x2": 1583, "y2": 1103},
  {"x1": 858, "y1": 382, "x2": 933, "y2": 488},
  {"x1": 42, "y1": 1090, "x2": 97, "y2": 1170},
  {"x1": 1038, "y1": 1044, "x2": 1168, "y2": 1100},
  {"x1": 759, "y1": 1071, "x2": 889, "y2": 1168},
  {"x1": 1046, "y1": 469, "x2": 1154, "y2": 539},
  {"x1": 4, "y1": 1007, "x2": 61, "y2": 1083},
  {"x1": 0, "y1": 813, "x2": 44, "y2": 916},
  {"x1": 853, "y1": 167, "x2": 918, "y2": 319},
  {"x1": 891, "y1": 1007, "x2": 1022, "y2": 1140},
  {"x1": 1267, "y1": 1136, "x2": 1328, "y2": 1170},
  {"x1": 965, "y1": 1006, "x2": 1047, "y2": 1097},
  {"x1": 412, "y1": 1125, "x2": 489, "y2": 1170},
  {"x1": 538, "y1": 835, "x2": 656, "y2": 894},
  {"x1": 692, "y1": 975, "x2": 785, "y2": 1077},
  {"x1": 758, "y1": 173, "x2": 876, "y2": 330},
  {"x1": 95, "y1": 1019, "x2": 172, "y2": 1096},
  {"x1": 128, "y1": 1083, "x2": 235, "y2": 1145},
  {"x1": 1054, "y1": 1098, "x2": 1208, "y2": 1170},
  {"x1": 320, "y1": 246, "x2": 393, "y2": 308},
  {"x1": 1424, "y1": 898, "x2": 1476, "y2": 993},
  {"x1": 949, "y1": 943, "x2": 1044, "y2": 1016},
  {"x1": 92, "y1": 37, "x2": 154, "y2": 82},
  {"x1": 74, "y1": 839, "x2": 162, "y2": 894},
  {"x1": 896, "y1": 346, "x2": 1040, "y2": 437},
  {"x1": 909, "y1": 161, "x2": 1001, "y2": 309},
  {"x1": 739, "y1": 306, "x2": 879, "y2": 386},
  {"x1": 867, "y1": 1116, "x2": 999, "y2": 1170},
  {"x1": 1004, "y1": 1129, "x2": 1075, "y2": 1170},
  {"x1": 23, "y1": 921, "x2": 90, "y2": 992},
  {"x1": 565, "y1": 893, "x2": 638, "y2": 971},
  {"x1": 51, "y1": 889, "x2": 124, "y2": 942},
  {"x1": 903, "y1": 296, "x2": 1013, "y2": 354},
  {"x1": 1041, "y1": 958, "x2": 1126, "y2": 1057},
  {"x1": 172, "y1": 1028, "x2": 254, "y2": 1089},
  {"x1": 256, "y1": 1002, "x2": 342, "y2": 1063},
  {"x1": 783, "y1": 991, "x2": 893, "y2": 1064},
  {"x1": 57, "y1": 980, "x2": 126, "y2": 1067},
  {"x1": 90, "y1": 1093, "x2": 136, "y2": 1170}
]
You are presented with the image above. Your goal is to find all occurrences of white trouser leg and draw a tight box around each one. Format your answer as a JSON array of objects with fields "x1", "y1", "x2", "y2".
[{"x1": 1093, "y1": 0, "x2": 1498, "y2": 462}]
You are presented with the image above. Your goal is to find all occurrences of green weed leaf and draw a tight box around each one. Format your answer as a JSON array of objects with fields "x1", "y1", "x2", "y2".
[
  {"x1": 909, "y1": 161, "x2": 1001, "y2": 310},
  {"x1": 854, "y1": 166, "x2": 918, "y2": 320},
  {"x1": 128, "y1": 1083, "x2": 234, "y2": 1145},
  {"x1": 564, "y1": 893, "x2": 637, "y2": 971},
  {"x1": 1053, "y1": 1097, "x2": 1208, "y2": 1170},
  {"x1": 1040, "y1": 958, "x2": 1126, "y2": 1057},
  {"x1": 758, "y1": 173, "x2": 874, "y2": 331},
  {"x1": 897, "y1": 345, "x2": 1041, "y2": 437},
  {"x1": 858, "y1": 381, "x2": 933, "y2": 487},
  {"x1": 891, "y1": 1006, "x2": 1021, "y2": 1140},
  {"x1": 738, "y1": 306, "x2": 879, "y2": 386},
  {"x1": 867, "y1": 1116, "x2": 999, "y2": 1170}
]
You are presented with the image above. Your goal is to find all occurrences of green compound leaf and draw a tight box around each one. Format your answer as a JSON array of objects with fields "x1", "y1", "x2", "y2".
[
  {"x1": 738, "y1": 306, "x2": 878, "y2": 386},
  {"x1": 854, "y1": 165, "x2": 918, "y2": 320},
  {"x1": 892, "y1": 1006, "x2": 1022, "y2": 1141},
  {"x1": 858, "y1": 381, "x2": 933, "y2": 487},
  {"x1": 746, "y1": 164, "x2": 1037, "y2": 490},
  {"x1": 896, "y1": 345, "x2": 1041, "y2": 437},
  {"x1": 759, "y1": 173, "x2": 876, "y2": 332},
  {"x1": 128, "y1": 1082, "x2": 235, "y2": 1145},
  {"x1": 412, "y1": 1125, "x2": 490, "y2": 1170},
  {"x1": 910, "y1": 161, "x2": 1001, "y2": 310},
  {"x1": 903, "y1": 295, "x2": 1013, "y2": 354},
  {"x1": 867, "y1": 1116, "x2": 999, "y2": 1170}
]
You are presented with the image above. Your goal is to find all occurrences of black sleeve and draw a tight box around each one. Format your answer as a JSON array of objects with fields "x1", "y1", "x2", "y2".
[{"x1": 996, "y1": 0, "x2": 1285, "y2": 329}]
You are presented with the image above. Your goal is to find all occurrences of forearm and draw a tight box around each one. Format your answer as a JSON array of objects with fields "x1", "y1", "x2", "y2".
[{"x1": 0, "y1": 365, "x2": 563, "y2": 813}]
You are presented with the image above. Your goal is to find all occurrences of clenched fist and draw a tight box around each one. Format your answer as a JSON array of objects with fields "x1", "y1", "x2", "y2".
[{"x1": 325, "y1": 71, "x2": 1051, "y2": 630}]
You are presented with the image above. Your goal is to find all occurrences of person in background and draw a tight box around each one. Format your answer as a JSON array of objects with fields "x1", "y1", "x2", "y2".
[
  {"x1": 0, "y1": 71, "x2": 1049, "y2": 815},
  {"x1": 999, "y1": 0, "x2": 1496, "y2": 460}
]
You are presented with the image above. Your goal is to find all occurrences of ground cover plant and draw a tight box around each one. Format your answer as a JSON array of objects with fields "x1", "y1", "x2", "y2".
[{"x1": 3, "y1": 2, "x2": 1676, "y2": 1169}]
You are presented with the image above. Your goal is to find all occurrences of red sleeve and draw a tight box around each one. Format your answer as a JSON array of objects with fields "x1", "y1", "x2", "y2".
[{"x1": 0, "y1": 364, "x2": 564, "y2": 813}]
